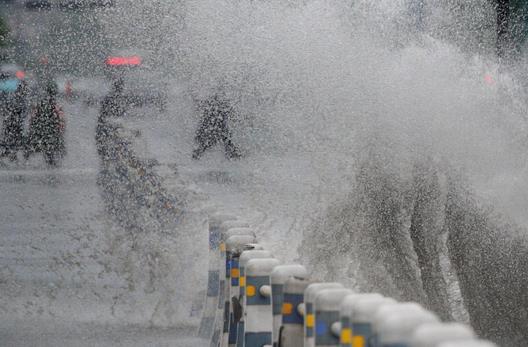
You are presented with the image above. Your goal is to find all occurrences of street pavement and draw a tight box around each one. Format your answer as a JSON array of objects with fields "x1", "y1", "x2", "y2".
[{"x1": 0, "y1": 99, "x2": 206, "y2": 346}]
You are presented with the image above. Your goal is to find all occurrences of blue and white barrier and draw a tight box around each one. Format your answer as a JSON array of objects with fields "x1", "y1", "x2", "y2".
[
  {"x1": 314, "y1": 288, "x2": 355, "y2": 346},
  {"x1": 203, "y1": 215, "x2": 499, "y2": 347},
  {"x1": 348, "y1": 296, "x2": 397, "y2": 347},
  {"x1": 280, "y1": 276, "x2": 311, "y2": 347},
  {"x1": 305, "y1": 283, "x2": 344, "y2": 347},
  {"x1": 211, "y1": 217, "x2": 254, "y2": 347},
  {"x1": 238, "y1": 250, "x2": 274, "y2": 347},
  {"x1": 225, "y1": 234, "x2": 257, "y2": 347},
  {"x1": 271, "y1": 265, "x2": 309, "y2": 347},
  {"x1": 338, "y1": 293, "x2": 383, "y2": 346},
  {"x1": 200, "y1": 213, "x2": 237, "y2": 346},
  {"x1": 245, "y1": 258, "x2": 281, "y2": 346},
  {"x1": 221, "y1": 228, "x2": 255, "y2": 337}
]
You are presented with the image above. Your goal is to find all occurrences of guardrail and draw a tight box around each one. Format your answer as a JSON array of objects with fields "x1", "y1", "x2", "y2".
[{"x1": 199, "y1": 212, "x2": 499, "y2": 347}]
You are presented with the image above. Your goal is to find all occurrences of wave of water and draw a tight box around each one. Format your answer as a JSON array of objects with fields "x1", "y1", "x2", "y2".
[
  {"x1": 167, "y1": 0, "x2": 528, "y2": 344},
  {"x1": 98, "y1": 1, "x2": 528, "y2": 344}
]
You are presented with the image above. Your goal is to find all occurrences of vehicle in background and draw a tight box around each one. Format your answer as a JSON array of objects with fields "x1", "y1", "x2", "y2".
[
  {"x1": 0, "y1": 78, "x2": 20, "y2": 94},
  {"x1": 0, "y1": 63, "x2": 25, "y2": 96},
  {"x1": 0, "y1": 63, "x2": 26, "y2": 81},
  {"x1": 104, "y1": 51, "x2": 167, "y2": 113}
]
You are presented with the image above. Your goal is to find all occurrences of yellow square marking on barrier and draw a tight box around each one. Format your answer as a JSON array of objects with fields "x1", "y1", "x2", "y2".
[
  {"x1": 240, "y1": 276, "x2": 246, "y2": 287},
  {"x1": 340, "y1": 328, "x2": 352, "y2": 344},
  {"x1": 246, "y1": 285, "x2": 256, "y2": 297},
  {"x1": 282, "y1": 302, "x2": 293, "y2": 315},
  {"x1": 220, "y1": 243, "x2": 226, "y2": 252},
  {"x1": 306, "y1": 314, "x2": 315, "y2": 328},
  {"x1": 352, "y1": 335, "x2": 365, "y2": 347},
  {"x1": 231, "y1": 268, "x2": 240, "y2": 278}
]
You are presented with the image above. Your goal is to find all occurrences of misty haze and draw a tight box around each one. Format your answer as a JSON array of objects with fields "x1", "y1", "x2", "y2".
[{"x1": 0, "y1": 1, "x2": 527, "y2": 346}]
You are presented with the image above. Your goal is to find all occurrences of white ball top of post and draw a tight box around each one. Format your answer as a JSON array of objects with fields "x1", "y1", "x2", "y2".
[
  {"x1": 437, "y1": 340, "x2": 498, "y2": 347},
  {"x1": 377, "y1": 310, "x2": 440, "y2": 346},
  {"x1": 224, "y1": 228, "x2": 256, "y2": 242},
  {"x1": 409, "y1": 322, "x2": 476, "y2": 347},
  {"x1": 240, "y1": 250, "x2": 273, "y2": 267},
  {"x1": 304, "y1": 282, "x2": 344, "y2": 303},
  {"x1": 374, "y1": 302, "x2": 426, "y2": 323},
  {"x1": 351, "y1": 296, "x2": 397, "y2": 323},
  {"x1": 315, "y1": 288, "x2": 356, "y2": 311},
  {"x1": 271, "y1": 265, "x2": 309, "y2": 284},
  {"x1": 226, "y1": 235, "x2": 257, "y2": 253},
  {"x1": 340, "y1": 293, "x2": 384, "y2": 318},
  {"x1": 246, "y1": 258, "x2": 281, "y2": 276}
]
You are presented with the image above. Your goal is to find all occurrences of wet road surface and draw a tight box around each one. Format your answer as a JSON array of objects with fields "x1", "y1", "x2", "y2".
[{"x1": 0, "y1": 101, "x2": 204, "y2": 346}]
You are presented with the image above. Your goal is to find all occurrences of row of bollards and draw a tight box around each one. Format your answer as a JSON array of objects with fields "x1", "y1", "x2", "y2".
[{"x1": 199, "y1": 213, "x2": 498, "y2": 347}]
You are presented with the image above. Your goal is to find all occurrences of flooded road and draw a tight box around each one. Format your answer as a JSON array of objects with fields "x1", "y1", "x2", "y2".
[
  {"x1": 0, "y1": 100, "x2": 205, "y2": 346},
  {"x1": 0, "y1": 101, "x2": 106, "y2": 319},
  {"x1": 1, "y1": 1, "x2": 528, "y2": 345}
]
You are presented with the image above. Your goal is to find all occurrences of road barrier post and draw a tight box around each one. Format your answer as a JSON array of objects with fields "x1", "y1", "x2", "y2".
[
  {"x1": 205, "y1": 214, "x2": 237, "y2": 346},
  {"x1": 220, "y1": 228, "x2": 256, "y2": 347},
  {"x1": 314, "y1": 288, "x2": 355, "y2": 346},
  {"x1": 279, "y1": 276, "x2": 311, "y2": 347},
  {"x1": 304, "y1": 283, "x2": 344, "y2": 347},
  {"x1": 237, "y1": 250, "x2": 274, "y2": 347},
  {"x1": 349, "y1": 297, "x2": 396, "y2": 347},
  {"x1": 338, "y1": 293, "x2": 383, "y2": 347},
  {"x1": 226, "y1": 235, "x2": 257, "y2": 347},
  {"x1": 244, "y1": 258, "x2": 281, "y2": 347},
  {"x1": 218, "y1": 221, "x2": 248, "y2": 312},
  {"x1": 270, "y1": 265, "x2": 309, "y2": 347}
]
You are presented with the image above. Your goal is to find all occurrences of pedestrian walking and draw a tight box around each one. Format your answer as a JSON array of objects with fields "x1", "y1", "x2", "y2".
[
  {"x1": 1, "y1": 81, "x2": 28, "y2": 161},
  {"x1": 25, "y1": 82, "x2": 66, "y2": 165}
]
